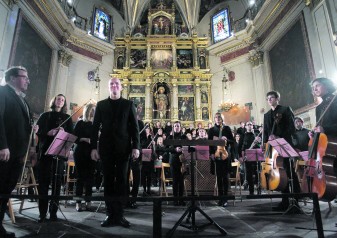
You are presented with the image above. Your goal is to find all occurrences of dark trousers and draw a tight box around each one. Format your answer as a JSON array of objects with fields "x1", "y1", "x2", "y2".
[
  {"x1": 128, "y1": 159, "x2": 141, "y2": 198},
  {"x1": 37, "y1": 156, "x2": 65, "y2": 217},
  {"x1": 246, "y1": 161, "x2": 260, "y2": 194},
  {"x1": 75, "y1": 157, "x2": 95, "y2": 203},
  {"x1": 101, "y1": 155, "x2": 128, "y2": 219},
  {"x1": 170, "y1": 157, "x2": 184, "y2": 198},
  {"x1": 0, "y1": 157, "x2": 23, "y2": 223},
  {"x1": 215, "y1": 159, "x2": 229, "y2": 202},
  {"x1": 141, "y1": 161, "x2": 153, "y2": 193}
]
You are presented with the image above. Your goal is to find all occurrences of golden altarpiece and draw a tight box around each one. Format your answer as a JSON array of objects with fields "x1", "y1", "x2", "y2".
[{"x1": 111, "y1": 3, "x2": 212, "y2": 126}]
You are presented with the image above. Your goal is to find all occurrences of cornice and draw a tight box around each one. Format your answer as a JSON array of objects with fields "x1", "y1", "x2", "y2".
[{"x1": 25, "y1": 0, "x2": 115, "y2": 62}]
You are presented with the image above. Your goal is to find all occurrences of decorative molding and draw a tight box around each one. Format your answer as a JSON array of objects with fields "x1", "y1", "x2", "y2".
[
  {"x1": 25, "y1": 0, "x2": 114, "y2": 62},
  {"x1": 248, "y1": 50, "x2": 264, "y2": 67},
  {"x1": 58, "y1": 50, "x2": 72, "y2": 66},
  {"x1": 3, "y1": 0, "x2": 19, "y2": 9}
]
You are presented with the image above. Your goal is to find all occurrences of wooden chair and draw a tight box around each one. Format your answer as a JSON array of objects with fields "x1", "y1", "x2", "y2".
[
  {"x1": 64, "y1": 160, "x2": 77, "y2": 207},
  {"x1": 160, "y1": 162, "x2": 173, "y2": 198},
  {"x1": 7, "y1": 200, "x2": 15, "y2": 224},
  {"x1": 14, "y1": 162, "x2": 39, "y2": 218},
  {"x1": 229, "y1": 161, "x2": 242, "y2": 206}
]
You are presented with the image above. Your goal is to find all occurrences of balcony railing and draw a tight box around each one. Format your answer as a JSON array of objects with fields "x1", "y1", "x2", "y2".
[
  {"x1": 57, "y1": 0, "x2": 88, "y2": 31},
  {"x1": 233, "y1": 0, "x2": 266, "y2": 33}
]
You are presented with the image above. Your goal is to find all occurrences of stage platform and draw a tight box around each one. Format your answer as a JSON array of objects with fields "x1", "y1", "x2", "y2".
[{"x1": 3, "y1": 188, "x2": 337, "y2": 238}]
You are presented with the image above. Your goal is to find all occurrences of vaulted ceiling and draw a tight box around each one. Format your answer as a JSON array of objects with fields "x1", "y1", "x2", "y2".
[{"x1": 108, "y1": 0, "x2": 245, "y2": 33}]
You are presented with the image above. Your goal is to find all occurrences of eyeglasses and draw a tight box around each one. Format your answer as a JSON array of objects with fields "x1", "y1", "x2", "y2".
[
  {"x1": 16, "y1": 75, "x2": 30, "y2": 81},
  {"x1": 266, "y1": 96, "x2": 275, "y2": 101}
]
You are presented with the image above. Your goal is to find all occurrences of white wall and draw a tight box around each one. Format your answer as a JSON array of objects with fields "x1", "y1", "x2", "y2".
[{"x1": 0, "y1": 2, "x2": 19, "y2": 84}]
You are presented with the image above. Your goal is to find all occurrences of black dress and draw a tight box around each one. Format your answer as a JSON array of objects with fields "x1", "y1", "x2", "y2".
[{"x1": 73, "y1": 120, "x2": 96, "y2": 203}]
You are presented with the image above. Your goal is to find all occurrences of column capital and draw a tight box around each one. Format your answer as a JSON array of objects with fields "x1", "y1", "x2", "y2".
[{"x1": 58, "y1": 50, "x2": 72, "y2": 66}]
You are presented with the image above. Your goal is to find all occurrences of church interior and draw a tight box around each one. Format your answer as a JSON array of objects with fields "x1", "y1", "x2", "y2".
[{"x1": 1, "y1": 0, "x2": 337, "y2": 237}]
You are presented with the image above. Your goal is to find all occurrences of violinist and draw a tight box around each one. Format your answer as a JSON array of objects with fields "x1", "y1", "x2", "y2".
[
  {"x1": 208, "y1": 112, "x2": 234, "y2": 207},
  {"x1": 141, "y1": 126, "x2": 155, "y2": 196},
  {"x1": 240, "y1": 122, "x2": 261, "y2": 195},
  {"x1": 263, "y1": 91, "x2": 300, "y2": 211},
  {"x1": 36, "y1": 94, "x2": 73, "y2": 223}
]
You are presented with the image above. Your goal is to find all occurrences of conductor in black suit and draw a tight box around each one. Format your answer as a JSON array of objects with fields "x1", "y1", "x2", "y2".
[
  {"x1": 91, "y1": 77, "x2": 140, "y2": 228},
  {"x1": 0, "y1": 66, "x2": 37, "y2": 238}
]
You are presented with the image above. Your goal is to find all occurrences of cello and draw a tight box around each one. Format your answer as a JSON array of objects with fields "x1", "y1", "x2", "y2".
[
  {"x1": 260, "y1": 113, "x2": 288, "y2": 191},
  {"x1": 301, "y1": 94, "x2": 337, "y2": 201}
]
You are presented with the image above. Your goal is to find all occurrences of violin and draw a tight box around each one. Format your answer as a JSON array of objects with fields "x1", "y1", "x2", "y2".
[
  {"x1": 260, "y1": 113, "x2": 288, "y2": 191},
  {"x1": 214, "y1": 125, "x2": 229, "y2": 160}
]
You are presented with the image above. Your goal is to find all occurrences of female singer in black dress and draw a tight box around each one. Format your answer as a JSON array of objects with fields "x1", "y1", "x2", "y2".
[
  {"x1": 36, "y1": 94, "x2": 73, "y2": 222},
  {"x1": 73, "y1": 103, "x2": 96, "y2": 211}
]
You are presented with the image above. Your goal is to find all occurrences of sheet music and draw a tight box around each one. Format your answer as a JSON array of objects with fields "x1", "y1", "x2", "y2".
[
  {"x1": 142, "y1": 149, "x2": 152, "y2": 161},
  {"x1": 45, "y1": 130, "x2": 77, "y2": 157},
  {"x1": 268, "y1": 138, "x2": 299, "y2": 157}
]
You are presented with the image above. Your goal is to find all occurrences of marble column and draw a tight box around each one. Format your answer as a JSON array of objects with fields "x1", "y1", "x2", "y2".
[
  {"x1": 54, "y1": 50, "x2": 72, "y2": 97},
  {"x1": 145, "y1": 77, "x2": 152, "y2": 121},
  {"x1": 195, "y1": 79, "x2": 201, "y2": 121},
  {"x1": 171, "y1": 78, "x2": 178, "y2": 121},
  {"x1": 249, "y1": 50, "x2": 266, "y2": 124}
]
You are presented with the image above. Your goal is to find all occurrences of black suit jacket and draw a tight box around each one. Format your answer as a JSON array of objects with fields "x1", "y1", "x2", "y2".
[
  {"x1": 0, "y1": 85, "x2": 31, "y2": 158},
  {"x1": 263, "y1": 105, "x2": 295, "y2": 145},
  {"x1": 91, "y1": 97, "x2": 140, "y2": 157}
]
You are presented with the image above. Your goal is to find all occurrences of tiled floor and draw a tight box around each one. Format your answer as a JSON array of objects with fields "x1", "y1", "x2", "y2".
[{"x1": 3, "y1": 189, "x2": 337, "y2": 237}]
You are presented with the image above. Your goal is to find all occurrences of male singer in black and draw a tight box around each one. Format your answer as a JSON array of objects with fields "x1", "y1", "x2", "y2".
[{"x1": 208, "y1": 112, "x2": 234, "y2": 207}]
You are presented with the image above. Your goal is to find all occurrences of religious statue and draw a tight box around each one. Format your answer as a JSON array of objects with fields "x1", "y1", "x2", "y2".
[{"x1": 154, "y1": 86, "x2": 168, "y2": 119}]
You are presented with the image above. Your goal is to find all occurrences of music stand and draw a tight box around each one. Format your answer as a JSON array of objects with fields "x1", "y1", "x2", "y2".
[
  {"x1": 164, "y1": 139, "x2": 227, "y2": 237},
  {"x1": 45, "y1": 130, "x2": 77, "y2": 221},
  {"x1": 141, "y1": 149, "x2": 152, "y2": 162},
  {"x1": 245, "y1": 149, "x2": 264, "y2": 194},
  {"x1": 268, "y1": 138, "x2": 301, "y2": 214}
]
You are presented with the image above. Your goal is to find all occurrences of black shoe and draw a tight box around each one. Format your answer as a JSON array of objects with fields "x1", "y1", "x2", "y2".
[
  {"x1": 114, "y1": 217, "x2": 130, "y2": 228},
  {"x1": 101, "y1": 216, "x2": 114, "y2": 227},
  {"x1": 37, "y1": 215, "x2": 46, "y2": 223},
  {"x1": 249, "y1": 191, "x2": 254, "y2": 195},
  {"x1": 222, "y1": 202, "x2": 228, "y2": 207},
  {"x1": 76, "y1": 203, "x2": 83, "y2": 212},
  {"x1": 179, "y1": 201, "x2": 186, "y2": 206},
  {"x1": 0, "y1": 225, "x2": 15, "y2": 238},
  {"x1": 49, "y1": 214, "x2": 58, "y2": 222}
]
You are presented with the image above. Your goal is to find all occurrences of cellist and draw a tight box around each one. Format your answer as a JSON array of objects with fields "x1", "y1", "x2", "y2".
[
  {"x1": 309, "y1": 78, "x2": 337, "y2": 226},
  {"x1": 263, "y1": 91, "x2": 301, "y2": 211},
  {"x1": 310, "y1": 78, "x2": 337, "y2": 138}
]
